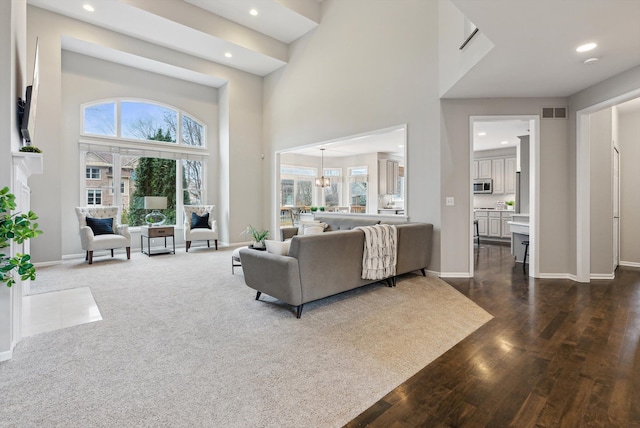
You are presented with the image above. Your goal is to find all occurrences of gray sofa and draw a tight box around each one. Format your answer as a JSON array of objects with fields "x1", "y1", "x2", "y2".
[{"x1": 240, "y1": 219, "x2": 433, "y2": 318}]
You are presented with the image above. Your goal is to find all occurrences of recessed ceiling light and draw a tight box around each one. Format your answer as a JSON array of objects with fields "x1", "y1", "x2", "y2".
[
  {"x1": 584, "y1": 57, "x2": 599, "y2": 65},
  {"x1": 501, "y1": 141, "x2": 509, "y2": 145},
  {"x1": 249, "y1": 8, "x2": 258, "y2": 16},
  {"x1": 477, "y1": 132, "x2": 486, "y2": 136},
  {"x1": 398, "y1": 145, "x2": 404, "y2": 148},
  {"x1": 82, "y1": 4, "x2": 95, "y2": 12},
  {"x1": 224, "y1": 52, "x2": 232, "y2": 58},
  {"x1": 576, "y1": 42, "x2": 597, "y2": 53}
]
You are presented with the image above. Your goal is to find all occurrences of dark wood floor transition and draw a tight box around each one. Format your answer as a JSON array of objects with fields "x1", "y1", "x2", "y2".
[{"x1": 346, "y1": 243, "x2": 640, "y2": 427}]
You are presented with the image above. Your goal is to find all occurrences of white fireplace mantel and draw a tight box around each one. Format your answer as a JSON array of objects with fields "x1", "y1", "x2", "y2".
[{"x1": 12, "y1": 151, "x2": 44, "y2": 177}]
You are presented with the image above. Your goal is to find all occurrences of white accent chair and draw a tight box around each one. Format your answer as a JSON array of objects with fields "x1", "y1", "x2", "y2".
[
  {"x1": 184, "y1": 205, "x2": 218, "y2": 251},
  {"x1": 75, "y1": 206, "x2": 131, "y2": 264}
]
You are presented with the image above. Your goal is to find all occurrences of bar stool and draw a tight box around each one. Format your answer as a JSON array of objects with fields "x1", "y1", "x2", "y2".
[
  {"x1": 474, "y1": 219, "x2": 480, "y2": 246},
  {"x1": 522, "y1": 240, "x2": 529, "y2": 273}
]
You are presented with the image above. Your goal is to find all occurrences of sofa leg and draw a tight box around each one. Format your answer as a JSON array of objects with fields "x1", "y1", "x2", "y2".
[
  {"x1": 420, "y1": 268, "x2": 426, "y2": 277},
  {"x1": 215, "y1": 239, "x2": 218, "y2": 250},
  {"x1": 393, "y1": 276, "x2": 397, "y2": 287},
  {"x1": 207, "y1": 240, "x2": 210, "y2": 248},
  {"x1": 126, "y1": 247, "x2": 131, "y2": 260},
  {"x1": 256, "y1": 291, "x2": 261, "y2": 300},
  {"x1": 186, "y1": 241, "x2": 191, "y2": 252},
  {"x1": 296, "y1": 304, "x2": 304, "y2": 319},
  {"x1": 111, "y1": 249, "x2": 114, "y2": 257},
  {"x1": 88, "y1": 251, "x2": 93, "y2": 265},
  {"x1": 85, "y1": 251, "x2": 89, "y2": 261}
]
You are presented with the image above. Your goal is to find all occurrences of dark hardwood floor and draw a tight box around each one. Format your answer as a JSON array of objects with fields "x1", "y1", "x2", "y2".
[{"x1": 346, "y1": 243, "x2": 640, "y2": 427}]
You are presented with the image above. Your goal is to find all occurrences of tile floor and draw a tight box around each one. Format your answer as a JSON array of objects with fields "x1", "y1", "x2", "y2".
[{"x1": 21, "y1": 287, "x2": 102, "y2": 337}]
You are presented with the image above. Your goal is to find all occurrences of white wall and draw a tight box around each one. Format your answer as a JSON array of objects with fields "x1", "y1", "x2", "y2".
[
  {"x1": 589, "y1": 108, "x2": 614, "y2": 276},
  {"x1": 440, "y1": 98, "x2": 570, "y2": 276},
  {"x1": 27, "y1": 6, "x2": 265, "y2": 262},
  {"x1": 0, "y1": 0, "x2": 27, "y2": 360},
  {"x1": 60, "y1": 51, "x2": 219, "y2": 256},
  {"x1": 264, "y1": 0, "x2": 441, "y2": 270},
  {"x1": 619, "y1": 108, "x2": 640, "y2": 266}
]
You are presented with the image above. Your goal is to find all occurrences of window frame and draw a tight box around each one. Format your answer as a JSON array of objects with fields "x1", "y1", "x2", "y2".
[
  {"x1": 79, "y1": 98, "x2": 209, "y2": 229},
  {"x1": 81, "y1": 98, "x2": 207, "y2": 150}
]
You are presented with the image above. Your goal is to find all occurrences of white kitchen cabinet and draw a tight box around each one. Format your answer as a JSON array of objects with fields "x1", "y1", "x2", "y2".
[
  {"x1": 491, "y1": 158, "x2": 504, "y2": 194},
  {"x1": 478, "y1": 160, "x2": 492, "y2": 179},
  {"x1": 505, "y1": 157, "x2": 517, "y2": 194},
  {"x1": 488, "y1": 212, "x2": 502, "y2": 237},
  {"x1": 501, "y1": 213, "x2": 513, "y2": 238},
  {"x1": 474, "y1": 211, "x2": 488, "y2": 236},
  {"x1": 378, "y1": 160, "x2": 399, "y2": 195},
  {"x1": 473, "y1": 161, "x2": 479, "y2": 179}
]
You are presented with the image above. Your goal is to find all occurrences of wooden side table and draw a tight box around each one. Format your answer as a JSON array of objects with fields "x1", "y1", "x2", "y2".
[{"x1": 141, "y1": 226, "x2": 175, "y2": 257}]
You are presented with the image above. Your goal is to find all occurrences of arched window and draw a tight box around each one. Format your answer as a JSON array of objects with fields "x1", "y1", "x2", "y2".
[{"x1": 80, "y1": 99, "x2": 208, "y2": 227}]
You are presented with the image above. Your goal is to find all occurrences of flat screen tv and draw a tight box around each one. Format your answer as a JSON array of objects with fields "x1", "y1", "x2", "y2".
[{"x1": 20, "y1": 38, "x2": 39, "y2": 143}]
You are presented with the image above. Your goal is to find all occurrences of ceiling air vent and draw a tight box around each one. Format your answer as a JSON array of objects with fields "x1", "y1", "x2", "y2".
[{"x1": 542, "y1": 107, "x2": 567, "y2": 119}]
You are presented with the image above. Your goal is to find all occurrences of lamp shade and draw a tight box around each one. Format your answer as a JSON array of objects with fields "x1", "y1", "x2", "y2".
[{"x1": 144, "y1": 196, "x2": 167, "y2": 210}]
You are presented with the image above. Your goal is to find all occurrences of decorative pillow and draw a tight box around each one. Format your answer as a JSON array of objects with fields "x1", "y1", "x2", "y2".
[
  {"x1": 265, "y1": 239, "x2": 291, "y2": 256},
  {"x1": 86, "y1": 217, "x2": 114, "y2": 235},
  {"x1": 303, "y1": 225, "x2": 324, "y2": 235},
  {"x1": 300, "y1": 222, "x2": 327, "y2": 235},
  {"x1": 191, "y1": 212, "x2": 211, "y2": 229}
]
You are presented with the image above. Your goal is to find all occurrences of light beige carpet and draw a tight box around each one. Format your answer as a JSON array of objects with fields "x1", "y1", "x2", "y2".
[{"x1": 0, "y1": 247, "x2": 492, "y2": 427}]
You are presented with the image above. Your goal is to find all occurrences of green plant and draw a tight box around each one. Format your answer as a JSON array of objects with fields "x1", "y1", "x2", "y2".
[
  {"x1": 505, "y1": 201, "x2": 514, "y2": 206},
  {"x1": 310, "y1": 206, "x2": 318, "y2": 212},
  {"x1": 319, "y1": 206, "x2": 325, "y2": 212},
  {"x1": 0, "y1": 187, "x2": 42, "y2": 287},
  {"x1": 241, "y1": 225, "x2": 269, "y2": 244},
  {"x1": 19, "y1": 145, "x2": 42, "y2": 153}
]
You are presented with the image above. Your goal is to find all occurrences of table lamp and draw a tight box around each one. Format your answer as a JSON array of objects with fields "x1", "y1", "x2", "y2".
[{"x1": 144, "y1": 196, "x2": 167, "y2": 226}]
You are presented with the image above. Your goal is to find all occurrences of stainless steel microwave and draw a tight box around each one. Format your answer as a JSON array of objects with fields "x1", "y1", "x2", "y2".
[{"x1": 473, "y1": 179, "x2": 493, "y2": 194}]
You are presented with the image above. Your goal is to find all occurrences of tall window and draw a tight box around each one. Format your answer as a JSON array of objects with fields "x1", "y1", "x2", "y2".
[
  {"x1": 348, "y1": 166, "x2": 368, "y2": 213},
  {"x1": 80, "y1": 99, "x2": 208, "y2": 226},
  {"x1": 322, "y1": 168, "x2": 342, "y2": 207},
  {"x1": 280, "y1": 166, "x2": 317, "y2": 207}
]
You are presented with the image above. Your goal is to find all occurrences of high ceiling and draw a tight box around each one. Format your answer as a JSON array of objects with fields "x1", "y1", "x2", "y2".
[
  {"x1": 27, "y1": 0, "x2": 640, "y2": 99},
  {"x1": 447, "y1": 0, "x2": 640, "y2": 98},
  {"x1": 26, "y1": 0, "x2": 640, "y2": 156}
]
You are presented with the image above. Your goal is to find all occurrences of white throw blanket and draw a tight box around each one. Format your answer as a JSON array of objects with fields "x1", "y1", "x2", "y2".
[{"x1": 355, "y1": 224, "x2": 398, "y2": 280}]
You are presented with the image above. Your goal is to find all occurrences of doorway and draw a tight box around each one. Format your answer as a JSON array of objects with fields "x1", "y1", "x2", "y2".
[
  {"x1": 576, "y1": 90, "x2": 640, "y2": 282},
  {"x1": 469, "y1": 115, "x2": 539, "y2": 278}
]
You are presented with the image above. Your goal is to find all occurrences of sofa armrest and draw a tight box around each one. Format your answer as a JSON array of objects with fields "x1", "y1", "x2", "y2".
[
  {"x1": 79, "y1": 226, "x2": 95, "y2": 250},
  {"x1": 280, "y1": 226, "x2": 299, "y2": 241},
  {"x1": 239, "y1": 249, "x2": 302, "y2": 306}
]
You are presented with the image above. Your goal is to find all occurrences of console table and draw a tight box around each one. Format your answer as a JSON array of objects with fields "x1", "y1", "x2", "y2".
[{"x1": 141, "y1": 226, "x2": 175, "y2": 257}]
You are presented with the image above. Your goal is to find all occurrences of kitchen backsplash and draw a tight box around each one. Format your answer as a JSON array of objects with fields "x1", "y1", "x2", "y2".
[{"x1": 474, "y1": 193, "x2": 516, "y2": 209}]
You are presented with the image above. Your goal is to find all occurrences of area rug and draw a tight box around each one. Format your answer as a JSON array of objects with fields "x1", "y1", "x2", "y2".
[{"x1": 0, "y1": 247, "x2": 492, "y2": 427}]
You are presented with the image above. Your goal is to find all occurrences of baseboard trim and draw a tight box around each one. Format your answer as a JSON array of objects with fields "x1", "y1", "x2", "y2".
[
  {"x1": 590, "y1": 273, "x2": 615, "y2": 280},
  {"x1": 439, "y1": 272, "x2": 472, "y2": 278},
  {"x1": 620, "y1": 261, "x2": 640, "y2": 268},
  {"x1": 34, "y1": 260, "x2": 62, "y2": 268},
  {"x1": 536, "y1": 273, "x2": 578, "y2": 281},
  {"x1": 0, "y1": 348, "x2": 13, "y2": 362}
]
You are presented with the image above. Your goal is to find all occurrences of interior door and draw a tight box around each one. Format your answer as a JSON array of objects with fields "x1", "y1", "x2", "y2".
[{"x1": 613, "y1": 145, "x2": 620, "y2": 270}]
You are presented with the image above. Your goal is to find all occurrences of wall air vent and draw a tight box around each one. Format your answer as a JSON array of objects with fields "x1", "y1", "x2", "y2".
[{"x1": 542, "y1": 107, "x2": 568, "y2": 119}]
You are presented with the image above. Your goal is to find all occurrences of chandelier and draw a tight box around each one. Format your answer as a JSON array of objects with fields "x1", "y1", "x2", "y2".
[{"x1": 315, "y1": 148, "x2": 331, "y2": 187}]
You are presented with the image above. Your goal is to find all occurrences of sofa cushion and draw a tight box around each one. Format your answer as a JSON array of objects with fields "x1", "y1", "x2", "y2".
[
  {"x1": 86, "y1": 217, "x2": 114, "y2": 235},
  {"x1": 303, "y1": 226, "x2": 324, "y2": 235},
  {"x1": 265, "y1": 239, "x2": 291, "y2": 256}
]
